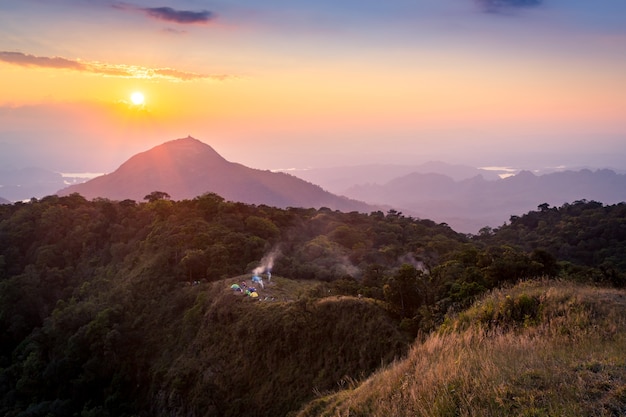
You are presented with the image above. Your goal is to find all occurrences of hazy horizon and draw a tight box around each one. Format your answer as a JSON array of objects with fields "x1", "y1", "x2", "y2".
[{"x1": 1, "y1": 1, "x2": 625, "y2": 173}]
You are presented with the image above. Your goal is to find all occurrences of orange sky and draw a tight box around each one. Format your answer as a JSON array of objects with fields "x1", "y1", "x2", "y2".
[{"x1": 1, "y1": 1, "x2": 625, "y2": 171}]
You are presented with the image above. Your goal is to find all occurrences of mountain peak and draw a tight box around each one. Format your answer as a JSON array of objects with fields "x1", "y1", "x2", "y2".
[
  {"x1": 114, "y1": 137, "x2": 230, "y2": 177},
  {"x1": 57, "y1": 137, "x2": 373, "y2": 212},
  {"x1": 165, "y1": 135, "x2": 205, "y2": 147},
  {"x1": 154, "y1": 136, "x2": 227, "y2": 161},
  {"x1": 508, "y1": 170, "x2": 536, "y2": 181}
]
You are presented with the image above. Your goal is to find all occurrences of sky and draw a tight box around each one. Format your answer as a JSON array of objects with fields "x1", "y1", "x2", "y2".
[{"x1": 1, "y1": 0, "x2": 625, "y2": 173}]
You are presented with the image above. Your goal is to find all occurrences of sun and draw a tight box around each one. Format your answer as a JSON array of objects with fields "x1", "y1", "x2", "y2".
[{"x1": 130, "y1": 91, "x2": 145, "y2": 105}]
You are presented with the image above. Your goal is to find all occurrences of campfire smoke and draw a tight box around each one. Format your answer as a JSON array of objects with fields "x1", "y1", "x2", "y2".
[{"x1": 252, "y1": 246, "x2": 281, "y2": 280}]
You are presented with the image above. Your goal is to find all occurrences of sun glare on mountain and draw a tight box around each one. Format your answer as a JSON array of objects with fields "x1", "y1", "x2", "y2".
[{"x1": 130, "y1": 91, "x2": 145, "y2": 106}]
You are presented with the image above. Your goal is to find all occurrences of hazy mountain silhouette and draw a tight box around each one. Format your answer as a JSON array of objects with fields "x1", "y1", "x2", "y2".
[
  {"x1": 290, "y1": 161, "x2": 502, "y2": 195},
  {"x1": 58, "y1": 137, "x2": 373, "y2": 212},
  {"x1": 344, "y1": 169, "x2": 626, "y2": 233},
  {"x1": 0, "y1": 167, "x2": 66, "y2": 202},
  {"x1": 0, "y1": 196, "x2": 10, "y2": 204}
]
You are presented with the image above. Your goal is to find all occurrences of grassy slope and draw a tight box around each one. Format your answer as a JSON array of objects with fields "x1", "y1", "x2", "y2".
[{"x1": 296, "y1": 280, "x2": 626, "y2": 417}]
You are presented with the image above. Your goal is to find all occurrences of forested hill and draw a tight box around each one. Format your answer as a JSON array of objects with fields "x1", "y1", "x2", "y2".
[
  {"x1": 476, "y1": 200, "x2": 626, "y2": 281},
  {"x1": 0, "y1": 194, "x2": 624, "y2": 417}
]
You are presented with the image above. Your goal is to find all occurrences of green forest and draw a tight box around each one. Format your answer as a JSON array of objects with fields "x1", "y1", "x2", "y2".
[{"x1": 1, "y1": 193, "x2": 625, "y2": 417}]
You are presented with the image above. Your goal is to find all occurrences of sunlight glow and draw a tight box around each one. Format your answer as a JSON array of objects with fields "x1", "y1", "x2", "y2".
[{"x1": 130, "y1": 92, "x2": 145, "y2": 106}]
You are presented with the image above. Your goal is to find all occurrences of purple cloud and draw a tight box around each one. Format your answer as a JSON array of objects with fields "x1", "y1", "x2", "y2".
[
  {"x1": 0, "y1": 51, "x2": 226, "y2": 81},
  {"x1": 0, "y1": 51, "x2": 85, "y2": 70},
  {"x1": 475, "y1": 0, "x2": 543, "y2": 13},
  {"x1": 138, "y1": 7, "x2": 215, "y2": 24},
  {"x1": 141, "y1": 6, "x2": 214, "y2": 24},
  {"x1": 112, "y1": 3, "x2": 215, "y2": 24}
]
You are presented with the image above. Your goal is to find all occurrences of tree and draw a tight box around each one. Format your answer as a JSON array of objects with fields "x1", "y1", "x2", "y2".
[
  {"x1": 180, "y1": 249, "x2": 207, "y2": 282},
  {"x1": 245, "y1": 215, "x2": 280, "y2": 240},
  {"x1": 537, "y1": 203, "x2": 550, "y2": 212},
  {"x1": 384, "y1": 264, "x2": 423, "y2": 317},
  {"x1": 144, "y1": 191, "x2": 171, "y2": 202}
]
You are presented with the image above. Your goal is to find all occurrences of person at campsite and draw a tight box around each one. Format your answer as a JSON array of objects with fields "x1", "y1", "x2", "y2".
[{"x1": 252, "y1": 274, "x2": 265, "y2": 289}]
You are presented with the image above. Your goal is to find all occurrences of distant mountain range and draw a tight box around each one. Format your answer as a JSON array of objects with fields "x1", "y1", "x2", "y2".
[
  {"x1": 342, "y1": 168, "x2": 626, "y2": 233},
  {"x1": 289, "y1": 161, "x2": 503, "y2": 195},
  {"x1": 58, "y1": 137, "x2": 373, "y2": 212},
  {"x1": 4, "y1": 137, "x2": 626, "y2": 234}
]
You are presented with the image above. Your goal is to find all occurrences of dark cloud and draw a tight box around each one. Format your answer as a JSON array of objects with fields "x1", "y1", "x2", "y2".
[
  {"x1": 111, "y1": 3, "x2": 215, "y2": 24},
  {"x1": 0, "y1": 51, "x2": 226, "y2": 81},
  {"x1": 141, "y1": 6, "x2": 214, "y2": 24},
  {"x1": 475, "y1": 0, "x2": 543, "y2": 13}
]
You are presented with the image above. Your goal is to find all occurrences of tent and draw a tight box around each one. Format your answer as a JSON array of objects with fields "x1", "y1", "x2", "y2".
[
  {"x1": 250, "y1": 292, "x2": 259, "y2": 298},
  {"x1": 230, "y1": 284, "x2": 241, "y2": 290}
]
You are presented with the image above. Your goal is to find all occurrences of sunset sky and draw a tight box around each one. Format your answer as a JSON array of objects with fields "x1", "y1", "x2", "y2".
[{"x1": 1, "y1": 0, "x2": 625, "y2": 172}]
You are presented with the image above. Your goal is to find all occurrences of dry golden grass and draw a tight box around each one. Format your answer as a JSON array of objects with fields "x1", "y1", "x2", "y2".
[{"x1": 296, "y1": 280, "x2": 626, "y2": 417}]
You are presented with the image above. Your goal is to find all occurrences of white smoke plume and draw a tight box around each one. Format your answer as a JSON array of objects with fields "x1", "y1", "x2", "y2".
[
  {"x1": 397, "y1": 253, "x2": 429, "y2": 273},
  {"x1": 252, "y1": 246, "x2": 281, "y2": 277},
  {"x1": 337, "y1": 255, "x2": 360, "y2": 277}
]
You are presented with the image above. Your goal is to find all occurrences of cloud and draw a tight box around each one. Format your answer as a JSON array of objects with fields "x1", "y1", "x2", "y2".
[
  {"x1": 152, "y1": 68, "x2": 227, "y2": 81},
  {"x1": 0, "y1": 51, "x2": 85, "y2": 71},
  {"x1": 162, "y1": 27, "x2": 188, "y2": 35},
  {"x1": 141, "y1": 6, "x2": 214, "y2": 24},
  {"x1": 0, "y1": 51, "x2": 227, "y2": 82},
  {"x1": 112, "y1": 3, "x2": 215, "y2": 24},
  {"x1": 475, "y1": 0, "x2": 543, "y2": 13}
]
